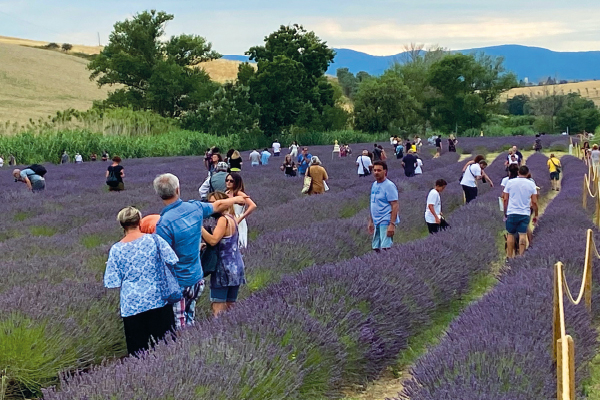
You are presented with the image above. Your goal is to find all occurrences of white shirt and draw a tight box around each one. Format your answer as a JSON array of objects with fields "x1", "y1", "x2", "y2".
[
  {"x1": 507, "y1": 155, "x2": 519, "y2": 165},
  {"x1": 503, "y1": 177, "x2": 537, "y2": 216},
  {"x1": 460, "y1": 164, "x2": 481, "y2": 187},
  {"x1": 272, "y1": 142, "x2": 281, "y2": 153},
  {"x1": 75, "y1": 154, "x2": 83, "y2": 162},
  {"x1": 425, "y1": 189, "x2": 441, "y2": 223},
  {"x1": 249, "y1": 151, "x2": 260, "y2": 164},
  {"x1": 356, "y1": 155, "x2": 372, "y2": 175},
  {"x1": 0, "y1": 157, "x2": 3, "y2": 167},
  {"x1": 500, "y1": 176, "x2": 509, "y2": 188},
  {"x1": 591, "y1": 150, "x2": 600, "y2": 164},
  {"x1": 415, "y1": 159, "x2": 423, "y2": 174}
]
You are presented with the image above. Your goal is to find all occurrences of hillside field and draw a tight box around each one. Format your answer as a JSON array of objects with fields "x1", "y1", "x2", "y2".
[
  {"x1": 502, "y1": 80, "x2": 600, "y2": 106},
  {"x1": 0, "y1": 38, "x2": 249, "y2": 125}
]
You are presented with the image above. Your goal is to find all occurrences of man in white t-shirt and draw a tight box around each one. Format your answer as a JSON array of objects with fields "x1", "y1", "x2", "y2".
[
  {"x1": 0, "y1": 155, "x2": 4, "y2": 168},
  {"x1": 356, "y1": 150, "x2": 373, "y2": 177},
  {"x1": 460, "y1": 160, "x2": 493, "y2": 203},
  {"x1": 249, "y1": 149, "x2": 261, "y2": 166},
  {"x1": 272, "y1": 140, "x2": 281, "y2": 157},
  {"x1": 425, "y1": 179, "x2": 447, "y2": 234},
  {"x1": 503, "y1": 165, "x2": 538, "y2": 258}
]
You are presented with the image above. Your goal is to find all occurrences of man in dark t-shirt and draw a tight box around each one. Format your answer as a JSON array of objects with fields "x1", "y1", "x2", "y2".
[
  {"x1": 402, "y1": 151, "x2": 418, "y2": 177},
  {"x1": 372, "y1": 144, "x2": 382, "y2": 161},
  {"x1": 435, "y1": 136, "x2": 442, "y2": 151}
]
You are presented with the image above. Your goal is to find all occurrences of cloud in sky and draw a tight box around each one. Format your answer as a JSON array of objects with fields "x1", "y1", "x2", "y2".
[{"x1": 1, "y1": 0, "x2": 600, "y2": 55}]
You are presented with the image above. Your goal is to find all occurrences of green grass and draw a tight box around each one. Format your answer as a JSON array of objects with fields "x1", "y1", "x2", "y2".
[
  {"x1": 12, "y1": 212, "x2": 33, "y2": 222},
  {"x1": 582, "y1": 345, "x2": 600, "y2": 399},
  {"x1": 29, "y1": 226, "x2": 58, "y2": 237},
  {"x1": 392, "y1": 273, "x2": 498, "y2": 375},
  {"x1": 80, "y1": 233, "x2": 115, "y2": 249}
]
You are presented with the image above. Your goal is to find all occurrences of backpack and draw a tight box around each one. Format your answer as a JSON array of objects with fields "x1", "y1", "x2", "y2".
[
  {"x1": 27, "y1": 164, "x2": 47, "y2": 177},
  {"x1": 106, "y1": 167, "x2": 119, "y2": 187}
]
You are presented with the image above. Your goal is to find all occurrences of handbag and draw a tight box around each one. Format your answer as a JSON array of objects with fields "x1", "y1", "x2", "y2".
[
  {"x1": 200, "y1": 226, "x2": 219, "y2": 277},
  {"x1": 151, "y1": 234, "x2": 182, "y2": 304},
  {"x1": 551, "y1": 159, "x2": 562, "y2": 173},
  {"x1": 301, "y1": 167, "x2": 312, "y2": 194}
]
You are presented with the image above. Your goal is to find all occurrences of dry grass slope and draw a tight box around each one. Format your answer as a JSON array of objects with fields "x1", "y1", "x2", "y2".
[
  {"x1": 0, "y1": 42, "x2": 111, "y2": 126},
  {"x1": 503, "y1": 81, "x2": 600, "y2": 106}
]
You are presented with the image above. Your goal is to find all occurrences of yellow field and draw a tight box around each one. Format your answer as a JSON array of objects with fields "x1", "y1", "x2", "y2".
[
  {"x1": 0, "y1": 42, "x2": 112, "y2": 126},
  {"x1": 502, "y1": 81, "x2": 600, "y2": 106},
  {"x1": 195, "y1": 59, "x2": 254, "y2": 83},
  {"x1": 0, "y1": 35, "x2": 103, "y2": 54}
]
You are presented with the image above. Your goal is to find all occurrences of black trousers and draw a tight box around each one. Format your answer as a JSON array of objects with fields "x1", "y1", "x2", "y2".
[
  {"x1": 122, "y1": 304, "x2": 174, "y2": 356},
  {"x1": 462, "y1": 185, "x2": 478, "y2": 203},
  {"x1": 427, "y1": 223, "x2": 440, "y2": 234}
]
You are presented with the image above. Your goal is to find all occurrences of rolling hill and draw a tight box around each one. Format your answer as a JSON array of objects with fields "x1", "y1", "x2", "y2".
[{"x1": 224, "y1": 45, "x2": 600, "y2": 82}]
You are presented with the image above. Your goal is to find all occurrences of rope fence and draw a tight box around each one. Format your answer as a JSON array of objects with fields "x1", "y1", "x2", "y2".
[
  {"x1": 553, "y1": 229, "x2": 600, "y2": 400},
  {"x1": 582, "y1": 159, "x2": 600, "y2": 227}
]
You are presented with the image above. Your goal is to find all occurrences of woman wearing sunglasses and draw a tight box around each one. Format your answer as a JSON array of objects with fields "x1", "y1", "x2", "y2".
[{"x1": 225, "y1": 173, "x2": 257, "y2": 249}]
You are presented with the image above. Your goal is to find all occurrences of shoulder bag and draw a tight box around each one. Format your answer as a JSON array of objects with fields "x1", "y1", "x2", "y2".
[
  {"x1": 301, "y1": 166, "x2": 313, "y2": 194},
  {"x1": 551, "y1": 159, "x2": 562, "y2": 173},
  {"x1": 200, "y1": 225, "x2": 220, "y2": 277},
  {"x1": 151, "y1": 234, "x2": 183, "y2": 304}
]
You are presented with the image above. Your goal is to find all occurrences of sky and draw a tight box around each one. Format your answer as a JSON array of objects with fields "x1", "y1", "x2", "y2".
[{"x1": 1, "y1": 0, "x2": 600, "y2": 55}]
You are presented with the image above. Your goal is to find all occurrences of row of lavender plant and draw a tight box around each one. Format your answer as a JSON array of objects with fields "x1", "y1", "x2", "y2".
[
  {"x1": 0, "y1": 143, "x2": 465, "y2": 397},
  {"x1": 400, "y1": 155, "x2": 598, "y2": 400},
  {"x1": 41, "y1": 150, "x2": 515, "y2": 399}
]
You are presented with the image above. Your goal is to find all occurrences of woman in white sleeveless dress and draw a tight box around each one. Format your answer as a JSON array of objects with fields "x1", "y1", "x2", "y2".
[
  {"x1": 289, "y1": 141, "x2": 299, "y2": 158},
  {"x1": 225, "y1": 173, "x2": 257, "y2": 249}
]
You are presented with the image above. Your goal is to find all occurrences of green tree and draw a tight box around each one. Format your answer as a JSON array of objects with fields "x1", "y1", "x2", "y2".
[
  {"x1": 336, "y1": 68, "x2": 358, "y2": 99},
  {"x1": 88, "y1": 10, "x2": 220, "y2": 117},
  {"x1": 243, "y1": 24, "x2": 336, "y2": 135},
  {"x1": 353, "y1": 72, "x2": 419, "y2": 133},
  {"x1": 426, "y1": 53, "x2": 517, "y2": 133},
  {"x1": 527, "y1": 86, "x2": 567, "y2": 133},
  {"x1": 556, "y1": 94, "x2": 600, "y2": 133},
  {"x1": 505, "y1": 94, "x2": 529, "y2": 115},
  {"x1": 61, "y1": 43, "x2": 73, "y2": 52}
]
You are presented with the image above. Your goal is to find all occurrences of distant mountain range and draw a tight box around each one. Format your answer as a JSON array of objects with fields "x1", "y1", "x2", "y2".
[{"x1": 223, "y1": 44, "x2": 600, "y2": 83}]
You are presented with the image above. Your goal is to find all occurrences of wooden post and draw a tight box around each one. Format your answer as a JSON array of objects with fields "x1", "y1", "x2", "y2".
[
  {"x1": 553, "y1": 265, "x2": 560, "y2": 361},
  {"x1": 567, "y1": 335, "x2": 575, "y2": 400},
  {"x1": 585, "y1": 230, "x2": 593, "y2": 312},
  {"x1": 596, "y1": 193, "x2": 600, "y2": 228},
  {"x1": 583, "y1": 177, "x2": 588, "y2": 209},
  {"x1": 557, "y1": 338, "x2": 563, "y2": 400},
  {"x1": 556, "y1": 336, "x2": 575, "y2": 400}
]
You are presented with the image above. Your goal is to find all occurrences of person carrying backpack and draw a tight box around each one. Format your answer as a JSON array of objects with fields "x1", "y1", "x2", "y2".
[
  {"x1": 13, "y1": 164, "x2": 47, "y2": 192},
  {"x1": 106, "y1": 156, "x2": 125, "y2": 191}
]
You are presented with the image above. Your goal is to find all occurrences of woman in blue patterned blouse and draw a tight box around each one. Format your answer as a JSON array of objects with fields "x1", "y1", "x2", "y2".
[
  {"x1": 202, "y1": 192, "x2": 247, "y2": 317},
  {"x1": 104, "y1": 206, "x2": 179, "y2": 355}
]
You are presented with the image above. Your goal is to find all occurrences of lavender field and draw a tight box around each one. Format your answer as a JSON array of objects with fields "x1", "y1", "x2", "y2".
[{"x1": 0, "y1": 135, "x2": 579, "y2": 399}]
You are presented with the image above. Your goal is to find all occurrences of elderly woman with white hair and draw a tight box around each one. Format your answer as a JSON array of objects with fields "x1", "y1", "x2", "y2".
[
  {"x1": 306, "y1": 156, "x2": 329, "y2": 195},
  {"x1": 104, "y1": 206, "x2": 178, "y2": 356}
]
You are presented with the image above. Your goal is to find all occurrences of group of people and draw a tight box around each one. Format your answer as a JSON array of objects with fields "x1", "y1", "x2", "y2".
[
  {"x1": 105, "y1": 172, "x2": 257, "y2": 356},
  {"x1": 60, "y1": 150, "x2": 111, "y2": 164}
]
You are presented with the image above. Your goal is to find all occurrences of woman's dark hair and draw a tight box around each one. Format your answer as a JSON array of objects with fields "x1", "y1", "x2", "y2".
[
  {"x1": 112, "y1": 156, "x2": 122, "y2": 163},
  {"x1": 473, "y1": 155, "x2": 485, "y2": 163},
  {"x1": 212, "y1": 153, "x2": 223, "y2": 162},
  {"x1": 508, "y1": 163, "x2": 519, "y2": 179},
  {"x1": 226, "y1": 149, "x2": 235, "y2": 159},
  {"x1": 227, "y1": 172, "x2": 245, "y2": 195}
]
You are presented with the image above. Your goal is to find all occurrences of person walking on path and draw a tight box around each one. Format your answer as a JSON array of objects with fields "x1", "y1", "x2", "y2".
[
  {"x1": 512, "y1": 146, "x2": 524, "y2": 165},
  {"x1": 460, "y1": 159, "x2": 493, "y2": 203},
  {"x1": 306, "y1": 156, "x2": 328, "y2": 195},
  {"x1": 75, "y1": 153, "x2": 83, "y2": 164},
  {"x1": 435, "y1": 135, "x2": 443, "y2": 154},
  {"x1": 297, "y1": 147, "x2": 313, "y2": 175},
  {"x1": 13, "y1": 166, "x2": 46, "y2": 192},
  {"x1": 425, "y1": 179, "x2": 447, "y2": 234},
  {"x1": 102, "y1": 150, "x2": 109, "y2": 162},
  {"x1": 272, "y1": 140, "x2": 281, "y2": 157},
  {"x1": 0, "y1": 155, "x2": 4, "y2": 168},
  {"x1": 503, "y1": 165, "x2": 539, "y2": 258},
  {"x1": 415, "y1": 155, "x2": 423, "y2": 175},
  {"x1": 356, "y1": 150, "x2": 372, "y2": 177},
  {"x1": 547, "y1": 153, "x2": 562, "y2": 191},
  {"x1": 61, "y1": 151, "x2": 70, "y2": 164},
  {"x1": 372, "y1": 143, "x2": 382, "y2": 161},
  {"x1": 199, "y1": 162, "x2": 229, "y2": 200},
  {"x1": 106, "y1": 156, "x2": 125, "y2": 191},
  {"x1": 225, "y1": 172, "x2": 257, "y2": 250},
  {"x1": 402, "y1": 150, "x2": 418, "y2": 177},
  {"x1": 104, "y1": 207, "x2": 177, "y2": 356},
  {"x1": 533, "y1": 134, "x2": 543, "y2": 152},
  {"x1": 590, "y1": 145, "x2": 600, "y2": 167},
  {"x1": 153, "y1": 173, "x2": 248, "y2": 328},
  {"x1": 201, "y1": 192, "x2": 246, "y2": 317},
  {"x1": 249, "y1": 149, "x2": 261, "y2": 167},
  {"x1": 8, "y1": 154, "x2": 16, "y2": 166},
  {"x1": 368, "y1": 161, "x2": 399, "y2": 252},
  {"x1": 260, "y1": 148, "x2": 271, "y2": 165}
]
